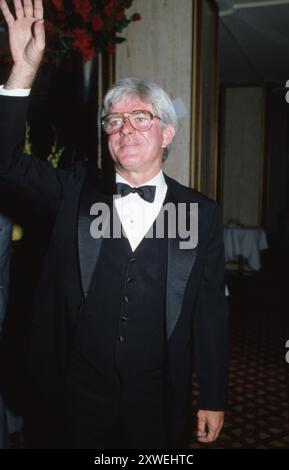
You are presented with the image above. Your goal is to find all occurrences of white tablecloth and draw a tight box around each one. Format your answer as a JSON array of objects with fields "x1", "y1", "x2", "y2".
[{"x1": 223, "y1": 226, "x2": 268, "y2": 271}]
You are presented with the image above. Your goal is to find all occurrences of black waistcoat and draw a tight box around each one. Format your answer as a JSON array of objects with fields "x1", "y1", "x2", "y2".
[{"x1": 68, "y1": 214, "x2": 168, "y2": 393}]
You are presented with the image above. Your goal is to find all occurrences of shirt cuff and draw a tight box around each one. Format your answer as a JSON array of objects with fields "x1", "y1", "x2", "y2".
[{"x1": 0, "y1": 85, "x2": 31, "y2": 97}]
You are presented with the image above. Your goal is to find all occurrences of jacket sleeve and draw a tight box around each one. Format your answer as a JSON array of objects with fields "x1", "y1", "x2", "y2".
[
  {"x1": 0, "y1": 95, "x2": 82, "y2": 214},
  {"x1": 194, "y1": 201, "x2": 229, "y2": 410},
  {"x1": 0, "y1": 214, "x2": 12, "y2": 334}
]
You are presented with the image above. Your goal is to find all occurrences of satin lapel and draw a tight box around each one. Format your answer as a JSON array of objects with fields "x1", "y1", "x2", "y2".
[
  {"x1": 165, "y1": 184, "x2": 198, "y2": 340},
  {"x1": 77, "y1": 180, "x2": 111, "y2": 298}
]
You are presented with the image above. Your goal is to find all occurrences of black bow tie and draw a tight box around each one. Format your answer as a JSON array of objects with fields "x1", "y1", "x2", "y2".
[{"x1": 116, "y1": 182, "x2": 156, "y2": 203}]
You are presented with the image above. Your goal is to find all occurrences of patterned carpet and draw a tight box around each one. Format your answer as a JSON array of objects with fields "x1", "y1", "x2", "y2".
[{"x1": 190, "y1": 246, "x2": 289, "y2": 449}]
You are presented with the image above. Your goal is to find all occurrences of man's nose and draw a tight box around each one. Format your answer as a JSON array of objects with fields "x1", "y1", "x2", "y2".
[{"x1": 120, "y1": 116, "x2": 135, "y2": 134}]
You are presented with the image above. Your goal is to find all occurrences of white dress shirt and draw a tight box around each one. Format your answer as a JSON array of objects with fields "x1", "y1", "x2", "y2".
[
  {"x1": 115, "y1": 171, "x2": 167, "y2": 252},
  {"x1": 0, "y1": 85, "x2": 31, "y2": 97}
]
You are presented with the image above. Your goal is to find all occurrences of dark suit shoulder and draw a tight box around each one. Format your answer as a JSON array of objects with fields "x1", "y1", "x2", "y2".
[{"x1": 164, "y1": 174, "x2": 218, "y2": 207}]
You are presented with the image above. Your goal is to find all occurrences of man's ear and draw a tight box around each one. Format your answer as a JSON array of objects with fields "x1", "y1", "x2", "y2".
[{"x1": 162, "y1": 124, "x2": 176, "y2": 149}]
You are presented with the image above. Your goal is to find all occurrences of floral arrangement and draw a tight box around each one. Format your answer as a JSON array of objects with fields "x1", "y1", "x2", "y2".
[
  {"x1": 0, "y1": 0, "x2": 141, "y2": 64},
  {"x1": 11, "y1": 123, "x2": 65, "y2": 243},
  {"x1": 24, "y1": 123, "x2": 64, "y2": 169}
]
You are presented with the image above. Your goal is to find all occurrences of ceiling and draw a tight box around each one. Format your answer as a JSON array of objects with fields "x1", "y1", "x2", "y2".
[{"x1": 216, "y1": 0, "x2": 289, "y2": 83}]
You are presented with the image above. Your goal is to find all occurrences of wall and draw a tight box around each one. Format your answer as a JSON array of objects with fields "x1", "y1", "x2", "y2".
[
  {"x1": 115, "y1": 0, "x2": 193, "y2": 186},
  {"x1": 265, "y1": 88, "x2": 289, "y2": 237},
  {"x1": 221, "y1": 87, "x2": 265, "y2": 226}
]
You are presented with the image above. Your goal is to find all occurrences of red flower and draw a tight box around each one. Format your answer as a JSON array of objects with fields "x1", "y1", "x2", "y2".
[
  {"x1": 115, "y1": 10, "x2": 125, "y2": 21},
  {"x1": 56, "y1": 11, "x2": 67, "y2": 27},
  {"x1": 104, "y1": 1, "x2": 115, "y2": 17},
  {"x1": 72, "y1": 28, "x2": 94, "y2": 61},
  {"x1": 106, "y1": 43, "x2": 116, "y2": 54},
  {"x1": 73, "y1": 0, "x2": 91, "y2": 23},
  {"x1": 0, "y1": 0, "x2": 142, "y2": 64},
  {"x1": 51, "y1": 0, "x2": 63, "y2": 10},
  {"x1": 131, "y1": 13, "x2": 141, "y2": 21},
  {"x1": 92, "y1": 15, "x2": 104, "y2": 33}
]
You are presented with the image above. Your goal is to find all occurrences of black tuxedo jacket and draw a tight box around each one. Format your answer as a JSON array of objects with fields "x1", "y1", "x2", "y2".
[{"x1": 0, "y1": 96, "x2": 228, "y2": 447}]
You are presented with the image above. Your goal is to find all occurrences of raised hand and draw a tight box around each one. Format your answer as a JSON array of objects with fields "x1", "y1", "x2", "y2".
[{"x1": 0, "y1": 0, "x2": 45, "y2": 88}]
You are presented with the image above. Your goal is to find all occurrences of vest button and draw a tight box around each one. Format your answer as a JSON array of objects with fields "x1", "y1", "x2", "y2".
[
  {"x1": 126, "y1": 277, "x2": 133, "y2": 283},
  {"x1": 119, "y1": 335, "x2": 124, "y2": 343},
  {"x1": 121, "y1": 315, "x2": 128, "y2": 321},
  {"x1": 124, "y1": 295, "x2": 129, "y2": 303}
]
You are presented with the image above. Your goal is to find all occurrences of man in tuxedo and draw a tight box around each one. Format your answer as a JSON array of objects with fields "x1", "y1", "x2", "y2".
[{"x1": 0, "y1": 0, "x2": 228, "y2": 448}]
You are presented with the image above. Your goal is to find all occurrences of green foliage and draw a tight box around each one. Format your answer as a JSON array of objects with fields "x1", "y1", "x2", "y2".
[{"x1": 24, "y1": 123, "x2": 64, "y2": 169}]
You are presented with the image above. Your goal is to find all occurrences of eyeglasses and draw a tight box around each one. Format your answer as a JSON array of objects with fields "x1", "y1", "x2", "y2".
[{"x1": 101, "y1": 110, "x2": 161, "y2": 135}]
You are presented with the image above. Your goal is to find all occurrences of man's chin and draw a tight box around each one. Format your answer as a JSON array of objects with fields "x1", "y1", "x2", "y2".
[
  {"x1": 120, "y1": 146, "x2": 139, "y2": 155},
  {"x1": 116, "y1": 153, "x2": 140, "y2": 166},
  {"x1": 114, "y1": 159, "x2": 142, "y2": 174}
]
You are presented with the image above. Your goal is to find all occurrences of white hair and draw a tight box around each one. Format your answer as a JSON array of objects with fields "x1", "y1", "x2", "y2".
[{"x1": 102, "y1": 77, "x2": 177, "y2": 159}]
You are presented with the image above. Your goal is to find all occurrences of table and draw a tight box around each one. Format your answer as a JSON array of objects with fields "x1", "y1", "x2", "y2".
[{"x1": 223, "y1": 225, "x2": 268, "y2": 271}]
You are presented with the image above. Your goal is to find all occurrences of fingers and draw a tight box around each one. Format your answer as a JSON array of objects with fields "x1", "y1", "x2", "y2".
[
  {"x1": 22, "y1": 0, "x2": 43, "y2": 19},
  {"x1": 4, "y1": 0, "x2": 43, "y2": 21},
  {"x1": 13, "y1": 0, "x2": 24, "y2": 19},
  {"x1": 34, "y1": 0, "x2": 43, "y2": 20},
  {"x1": 23, "y1": 0, "x2": 43, "y2": 19},
  {"x1": 196, "y1": 410, "x2": 224, "y2": 444},
  {"x1": 197, "y1": 415, "x2": 207, "y2": 439},
  {"x1": 23, "y1": 0, "x2": 33, "y2": 17},
  {"x1": 34, "y1": 18, "x2": 45, "y2": 49},
  {"x1": 197, "y1": 423, "x2": 220, "y2": 443},
  {"x1": 0, "y1": 0, "x2": 15, "y2": 26},
  {"x1": 0, "y1": 0, "x2": 43, "y2": 23}
]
